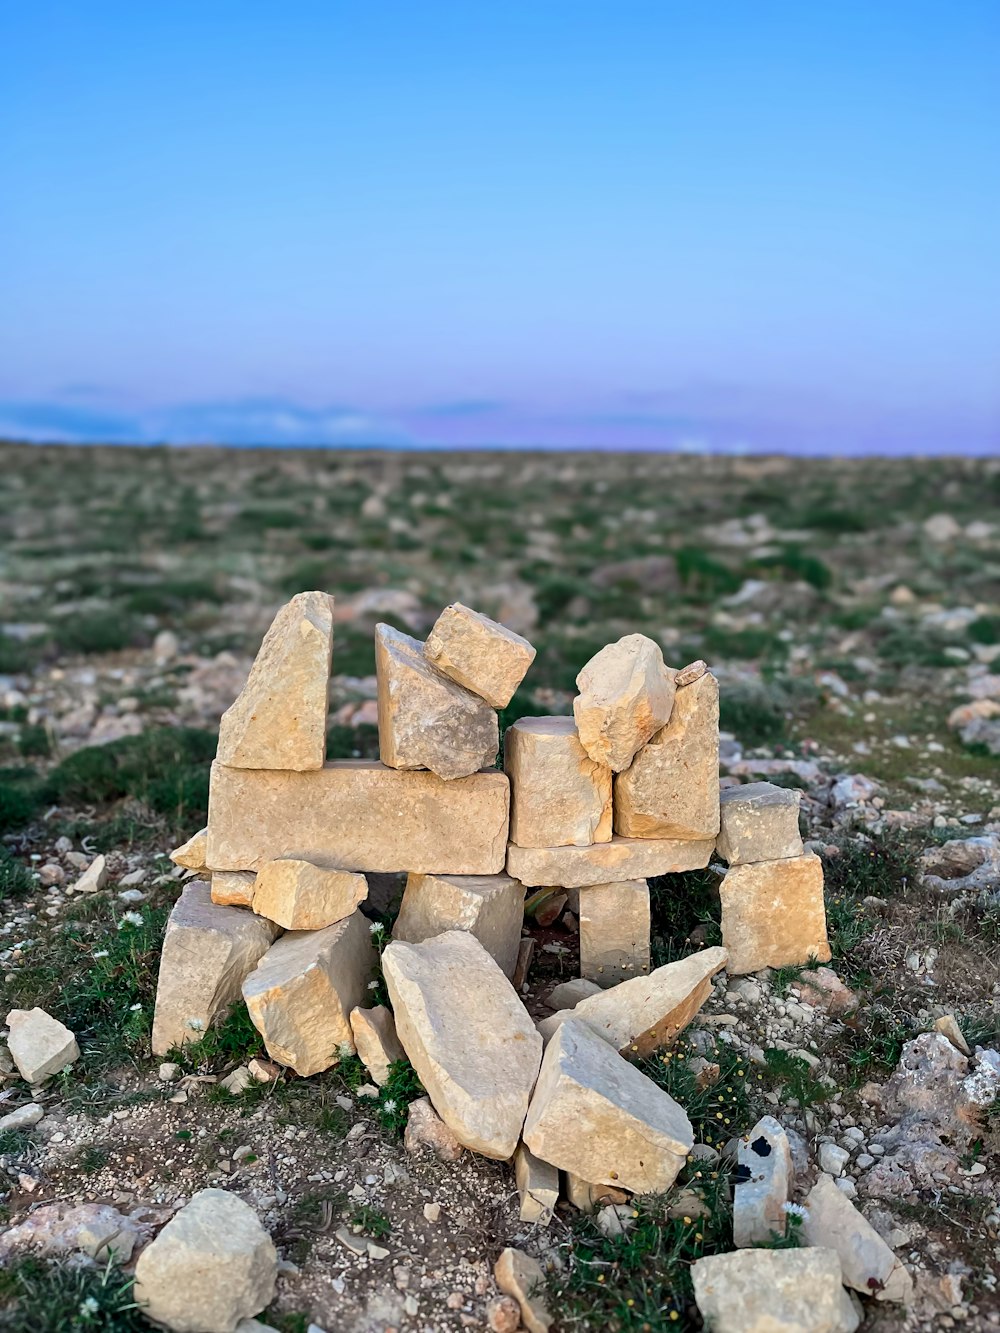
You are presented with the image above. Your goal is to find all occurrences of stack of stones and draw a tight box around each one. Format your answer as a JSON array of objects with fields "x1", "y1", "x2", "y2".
[{"x1": 153, "y1": 590, "x2": 831, "y2": 1218}]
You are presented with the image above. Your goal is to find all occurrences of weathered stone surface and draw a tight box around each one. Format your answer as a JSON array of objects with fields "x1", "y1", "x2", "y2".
[
  {"x1": 614, "y1": 671, "x2": 720, "y2": 839},
  {"x1": 207, "y1": 760, "x2": 510, "y2": 875},
  {"x1": 802, "y1": 1174, "x2": 913, "y2": 1302},
  {"x1": 573, "y1": 635, "x2": 676, "y2": 772},
  {"x1": 251, "y1": 858, "x2": 368, "y2": 930},
  {"x1": 523, "y1": 1018, "x2": 692, "y2": 1193},
  {"x1": 217, "y1": 590, "x2": 334, "y2": 772},
  {"x1": 210, "y1": 870, "x2": 257, "y2": 908},
  {"x1": 562, "y1": 1172, "x2": 630, "y2": 1214},
  {"x1": 424, "y1": 602, "x2": 536, "y2": 708},
  {"x1": 546, "y1": 978, "x2": 602, "y2": 1010},
  {"x1": 798, "y1": 966, "x2": 859, "y2": 1016},
  {"x1": 383, "y1": 931, "x2": 542, "y2": 1159},
  {"x1": 392, "y1": 871, "x2": 525, "y2": 978},
  {"x1": 692, "y1": 1248, "x2": 859, "y2": 1333},
  {"x1": 538, "y1": 947, "x2": 728, "y2": 1056},
  {"x1": 578, "y1": 880, "x2": 650, "y2": 986},
  {"x1": 733, "y1": 1115, "x2": 793, "y2": 1247},
  {"x1": 404, "y1": 1096, "x2": 464, "y2": 1161},
  {"x1": 151, "y1": 882, "x2": 278, "y2": 1055},
  {"x1": 507, "y1": 834, "x2": 713, "y2": 888},
  {"x1": 70, "y1": 854, "x2": 108, "y2": 894},
  {"x1": 716, "y1": 781, "x2": 804, "y2": 864},
  {"x1": 170, "y1": 827, "x2": 208, "y2": 871},
  {"x1": 0, "y1": 1201, "x2": 144, "y2": 1264},
  {"x1": 720, "y1": 852, "x2": 831, "y2": 976},
  {"x1": 349, "y1": 1005, "x2": 405, "y2": 1086},
  {"x1": 242, "y1": 912, "x2": 376, "y2": 1076},
  {"x1": 505, "y1": 716, "x2": 612, "y2": 848},
  {"x1": 5, "y1": 1008, "x2": 79, "y2": 1083},
  {"x1": 494, "y1": 1247, "x2": 551, "y2": 1333},
  {"x1": 375, "y1": 623, "x2": 498, "y2": 780},
  {"x1": 133, "y1": 1188, "x2": 277, "y2": 1333},
  {"x1": 514, "y1": 1144, "x2": 559, "y2": 1224},
  {"x1": 0, "y1": 1103, "x2": 44, "y2": 1131}
]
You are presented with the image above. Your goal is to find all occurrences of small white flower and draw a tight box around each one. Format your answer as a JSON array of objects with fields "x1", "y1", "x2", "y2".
[
  {"x1": 338, "y1": 1041, "x2": 354, "y2": 1059},
  {"x1": 367, "y1": 979, "x2": 379, "y2": 990},
  {"x1": 782, "y1": 1202, "x2": 809, "y2": 1219},
  {"x1": 118, "y1": 911, "x2": 144, "y2": 929},
  {"x1": 368, "y1": 921, "x2": 385, "y2": 934},
  {"x1": 92, "y1": 950, "x2": 109, "y2": 959},
  {"x1": 79, "y1": 1297, "x2": 100, "y2": 1315},
  {"x1": 129, "y1": 1003, "x2": 142, "y2": 1011},
  {"x1": 382, "y1": 1098, "x2": 397, "y2": 1113}
]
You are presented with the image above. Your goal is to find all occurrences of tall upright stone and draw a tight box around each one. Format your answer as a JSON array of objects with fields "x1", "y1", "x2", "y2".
[
  {"x1": 424, "y1": 602, "x2": 536, "y2": 708},
  {"x1": 505, "y1": 716, "x2": 612, "y2": 848},
  {"x1": 392, "y1": 871, "x2": 525, "y2": 978},
  {"x1": 217, "y1": 591, "x2": 334, "y2": 771},
  {"x1": 720, "y1": 851, "x2": 831, "y2": 975},
  {"x1": 733, "y1": 1115, "x2": 793, "y2": 1247},
  {"x1": 578, "y1": 880, "x2": 650, "y2": 986},
  {"x1": 614, "y1": 670, "x2": 720, "y2": 839},
  {"x1": 573, "y1": 635, "x2": 676, "y2": 772},
  {"x1": 375, "y1": 623, "x2": 498, "y2": 780}
]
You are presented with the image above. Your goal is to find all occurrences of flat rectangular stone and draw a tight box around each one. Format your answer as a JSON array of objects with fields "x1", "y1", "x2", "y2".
[
  {"x1": 716, "y1": 782, "x2": 803, "y2": 864},
  {"x1": 424, "y1": 602, "x2": 536, "y2": 709},
  {"x1": 506, "y1": 835, "x2": 714, "y2": 889},
  {"x1": 720, "y1": 852, "x2": 831, "y2": 976},
  {"x1": 210, "y1": 870, "x2": 256, "y2": 908},
  {"x1": 578, "y1": 880, "x2": 650, "y2": 986},
  {"x1": 207, "y1": 760, "x2": 510, "y2": 875},
  {"x1": 392, "y1": 872, "x2": 525, "y2": 978},
  {"x1": 505, "y1": 716, "x2": 612, "y2": 848}
]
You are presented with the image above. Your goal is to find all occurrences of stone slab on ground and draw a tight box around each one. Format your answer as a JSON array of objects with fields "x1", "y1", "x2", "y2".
[
  {"x1": 151, "y1": 881, "x2": 278, "y2": 1056},
  {"x1": 573, "y1": 634, "x2": 676, "y2": 772},
  {"x1": 392, "y1": 871, "x2": 525, "y2": 978},
  {"x1": 216, "y1": 590, "x2": 334, "y2": 772},
  {"x1": 504, "y1": 716, "x2": 612, "y2": 848},
  {"x1": 578, "y1": 880, "x2": 650, "y2": 986},
  {"x1": 5, "y1": 1007, "x2": 80, "y2": 1083},
  {"x1": 207, "y1": 759, "x2": 510, "y2": 875},
  {"x1": 720, "y1": 851, "x2": 831, "y2": 975},
  {"x1": 251, "y1": 858, "x2": 368, "y2": 931},
  {"x1": 523, "y1": 1017, "x2": 693, "y2": 1194},
  {"x1": 733, "y1": 1114, "x2": 793, "y2": 1247},
  {"x1": 691, "y1": 1247, "x2": 859, "y2": 1333},
  {"x1": 506, "y1": 835, "x2": 714, "y2": 888},
  {"x1": 716, "y1": 781, "x2": 804, "y2": 864},
  {"x1": 802, "y1": 1174, "x2": 913, "y2": 1302},
  {"x1": 383, "y1": 931, "x2": 542, "y2": 1159},
  {"x1": 424, "y1": 602, "x2": 536, "y2": 709}
]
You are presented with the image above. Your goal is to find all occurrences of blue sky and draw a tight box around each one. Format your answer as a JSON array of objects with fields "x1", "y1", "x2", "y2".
[{"x1": 2, "y1": 1, "x2": 998, "y2": 453}]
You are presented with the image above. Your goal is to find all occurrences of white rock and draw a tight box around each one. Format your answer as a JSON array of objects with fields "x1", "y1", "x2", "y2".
[
  {"x1": 494, "y1": 1247, "x2": 551, "y2": 1333},
  {"x1": 349, "y1": 1005, "x2": 405, "y2": 1086},
  {"x1": 70, "y1": 854, "x2": 108, "y2": 894},
  {"x1": 392, "y1": 871, "x2": 525, "y2": 978},
  {"x1": 692, "y1": 1247, "x2": 860, "y2": 1332},
  {"x1": 5, "y1": 1007, "x2": 80, "y2": 1083},
  {"x1": 802, "y1": 1174, "x2": 913, "y2": 1303},
  {"x1": 514, "y1": 1144, "x2": 559, "y2": 1224},
  {"x1": 819, "y1": 1142, "x2": 850, "y2": 1177},
  {"x1": 0, "y1": 1102, "x2": 44, "y2": 1130},
  {"x1": 733, "y1": 1115, "x2": 793, "y2": 1247},
  {"x1": 573, "y1": 634, "x2": 676, "y2": 772},
  {"x1": 546, "y1": 978, "x2": 602, "y2": 1010}
]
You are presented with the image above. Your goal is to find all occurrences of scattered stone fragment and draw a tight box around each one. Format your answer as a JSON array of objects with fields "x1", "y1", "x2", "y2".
[
  {"x1": 151, "y1": 881, "x2": 278, "y2": 1055},
  {"x1": 485, "y1": 1295, "x2": 522, "y2": 1333},
  {"x1": 134, "y1": 1188, "x2": 277, "y2": 1333},
  {"x1": 527, "y1": 888, "x2": 567, "y2": 927},
  {"x1": 207, "y1": 760, "x2": 510, "y2": 876},
  {"x1": 251, "y1": 857, "x2": 368, "y2": 930},
  {"x1": 158, "y1": 1062, "x2": 181, "y2": 1082},
  {"x1": 392, "y1": 871, "x2": 525, "y2": 978},
  {"x1": 70, "y1": 854, "x2": 108, "y2": 894},
  {"x1": 819, "y1": 1142, "x2": 850, "y2": 1177},
  {"x1": 507, "y1": 835, "x2": 714, "y2": 888},
  {"x1": 424, "y1": 602, "x2": 536, "y2": 708},
  {"x1": 716, "y1": 781, "x2": 804, "y2": 864},
  {"x1": 6, "y1": 1007, "x2": 80, "y2": 1083},
  {"x1": 578, "y1": 879, "x2": 650, "y2": 986},
  {"x1": 720, "y1": 851, "x2": 831, "y2": 975},
  {"x1": 562, "y1": 1173, "x2": 629, "y2": 1214},
  {"x1": 573, "y1": 634, "x2": 676, "y2": 772},
  {"x1": 733, "y1": 1115, "x2": 793, "y2": 1247},
  {"x1": 504, "y1": 716, "x2": 612, "y2": 847},
  {"x1": 797, "y1": 967, "x2": 859, "y2": 1016},
  {"x1": 220, "y1": 1065, "x2": 253, "y2": 1095},
  {"x1": 242, "y1": 912, "x2": 376, "y2": 1076},
  {"x1": 76, "y1": 1208, "x2": 141, "y2": 1262},
  {"x1": 248, "y1": 1057, "x2": 281, "y2": 1083},
  {"x1": 170, "y1": 827, "x2": 208, "y2": 871},
  {"x1": 539, "y1": 947, "x2": 728, "y2": 1056},
  {"x1": 383, "y1": 932, "x2": 542, "y2": 1158},
  {"x1": 349, "y1": 1005, "x2": 405, "y2": 1086},
  {"x1": 217, "y1": 590, "x2": 334, "y2": 771},
  {"x1": 614, "y1": 670, "x2": 720, "y2": 839},
  {"x1": 691, "y1": 1247, "x2": 859, "y2": 1333},
  {"x1": 403, "y1": 1096, "x2": 464, "y2": 1161},
  {"x1": 523, "y1": 1018, "x2": 693, "y2": 1193},
  {"x1": 802, "y1": 1174, "x2": 913, "y2": 1303},
  {"x1": 0, "y1": 1102, "x2": 44, "y2": 1130},
  {"x1": 595, "y1": 1202, "x2": 635, "y2": 1238},
  {"x1": 375, "y1": 623, "x2": 499, "y2": 779},
  {"x1": 494, "y1": 1247, "x2": 552, "y2": 1333},
  {"x1": 674, "y1": 659, "x2": 707, "y2": 687},
  {"x1": 933, "y1": 1013, "x2": 971, "y2": 1056},
  {"x1": 0, "y1": 1202, "x2": 143, "y2": 1265},
  {"x1": 546, "y1": 978, "x2": 603, "y2": 1010},
  {"x1": 210, "y1": 870, "x2": 257, "y2": 908},
  {"x1": 514, "y1": 1144, "x2": 560, "y2": 1224}
]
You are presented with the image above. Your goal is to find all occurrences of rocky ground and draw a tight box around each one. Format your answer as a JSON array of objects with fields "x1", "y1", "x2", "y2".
[{"x1": 0, "y1": 444, "x2": 998, "y2": 1332}]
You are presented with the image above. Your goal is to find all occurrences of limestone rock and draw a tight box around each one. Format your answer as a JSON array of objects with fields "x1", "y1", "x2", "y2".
[
  {"x1": 505, "y1": 716, "x2": 612, "y2": 847},
  {"x1": 614, "y1": 671, "x2": 720, "y2": 839},
  {"x1": 404, "y1": 1096, "x2": 464, "y2": 1161},
  {"x1": 733, "y1": 1115, "x2": 793, "y2": 1247},
  {"x1": 507, "y1": 834, "x2": 713, "y2": 888},
  {"x1": 691, "y1": 1248, "x2": 860, "y2": 1333},
  {"x1": 578, "y1": 880, "x2": 650, "y2": 986},
  {"x1": 70, "y1": 854, "x2": 108, "y2": 894},
  {"x1": 798, "y1": 967, "x2": 859, "y2": 1016},
  {"x1": 170, "y1": 827, "x2": 208, "y2": 871},
  {"x1": 133, "y1": 1188, "x2": 277, "y2": 1333},
  {"x1": 486, "y1": 1295, "x2": 522, "y2": 1333},
  {"x1": 720, "y1": 852, "x2": 831, "y2": 976},
  {"x1": 546, "y1": 978, "x2": 602, "y2": 1010},
  {"x1": 242, "y1": 912, "x2": 376, "y2": 1076},
  {"x1": 539, "y1": 947, "x2": 728, "y2": 1056},
  {"x1": 523, "y1": 1018, "x2": 692, "y2": 1193},
  {"x1": 494, "y1": 1247, "x2": 551, "y2": 1333},
  {"x1": 0, "y1": 1103, "x2": 44, "y2": 1130},
  {"x1": 375, "y1": 623, "x2": 498, "y2": 780},
  {"x1": 392, "y1": 871, "x2": 525, "y2": 978},
  {"x1": 5, "y1": 1008, "x2": 80, "y2": 1083},
  {"x1": 573, "y1": 634, "x2": 676, "y2": 772},
  {"x1": 933, "y1": 1013, "x2": 971, "y2": 1056},
  {"x1": 716, "y1": 781, "x2": 804, "y2": 864},
  {"x1": 383, "y1": 931, "x2": 542, "y2": 1159},
  {"x1": 424, "y1": 602, "x2": 536, "y2": 708},
  {"x1": 0, "y1": 1201, "x2": 143, "y2": 1264},
  {"x1": 349, "y1": 1005, "x2": 405, "y2": 1086},
  {"x1": 151, "y1": 882, "x2": 278, "y2": 1055},
  {"x1": 514, "y1": 1144, "x2": 559, "y2": 1224},
  {"x1": 802, "y1": 1174, "x2": 913, "y2": 1302},
  {"x1": 208, "y1": 760, "x2": 509, "y2": 876},
  {"x1": 563, "y1": 1172, "x2": 629, "y2": 1214},
  {"x1": 217, "y1": 590, "x2": 334, "y2": 771},
  {"x1": 210, "y1": 871, "x2": 257, "y2": 908},
  {"x1": 251, "y1": 858, "x2": 368, "y2": 930}
]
